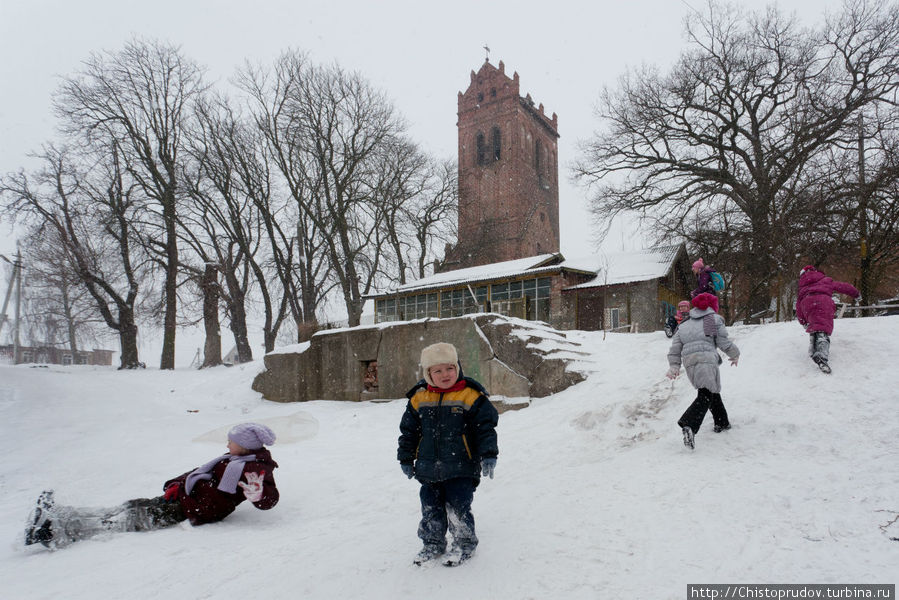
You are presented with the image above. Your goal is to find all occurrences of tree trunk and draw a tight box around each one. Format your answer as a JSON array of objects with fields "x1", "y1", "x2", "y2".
[
  {"x1": 159, "y1": 195, "x2": 178, "y2": 369},
  {"x1": 61, "y1": 282, "x2": 78, "y2": 354},
  {"x1": 200, "y1": 264, "x2": 222, "y2": 368},
  {"x1": 746, "y1": 213, "x2": 773, "y2": 324},
  {"x1": 118, "y1": 310, "x2": 141, "y2": 369},
  {"x1": 263, "y1": 329, "x2": 278, "y2": 354},
  {"x1": 222, "y1": 266, "x2": 253, "y2": 363}
]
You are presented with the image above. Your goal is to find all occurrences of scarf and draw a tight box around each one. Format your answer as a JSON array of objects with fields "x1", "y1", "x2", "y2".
[
  {"x1": 184, "y1": 453, "x2": 257, "y2": 495},
  {"x1": 703, "y1": 313, "x2": 723, "y2": 364},
  {"x1": 427, "y1": 379, "x2": 468, "y2": 394},
  {"x1": 702, "y1": 313, "x2": 717, "y2": 337}
]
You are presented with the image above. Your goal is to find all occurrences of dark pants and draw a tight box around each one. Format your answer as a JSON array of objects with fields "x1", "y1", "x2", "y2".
[
  {"x1": 39, "y1": 495, "x2": 186, "y2": 547},
  {"x1": 418, "y1": 478, "x2": 478, "y2": 553},
  {"x1": 122, "y1": 497, "x2": 186, "y2": 531},
  {"x1": 678, "y1": 388, "x2": 729, "y2": 434}
]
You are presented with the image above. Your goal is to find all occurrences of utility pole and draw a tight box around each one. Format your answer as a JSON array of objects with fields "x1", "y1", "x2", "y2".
[
  {"x1": 14, "y1": 251, "x2": 22, "y2": 363},
  {"x1": 0, "y1": 251, "x2": 23, "y2": 363}
]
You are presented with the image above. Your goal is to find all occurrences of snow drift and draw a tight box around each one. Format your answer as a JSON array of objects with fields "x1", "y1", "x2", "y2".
[{"x1": 1, "y1": 316, "x2": 896, "y2": 599}]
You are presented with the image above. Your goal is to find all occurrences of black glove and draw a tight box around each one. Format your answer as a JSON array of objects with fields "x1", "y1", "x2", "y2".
[{"x1": 400, "y1": 463, "x2": 414, "y2": 479}]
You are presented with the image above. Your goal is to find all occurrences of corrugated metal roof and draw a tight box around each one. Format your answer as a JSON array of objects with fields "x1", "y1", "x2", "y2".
[
  {"x1": 381, "y1": 253, "x2": 566, "y2": 296},
  {"x1": 564, "y1": 244, "x2": 683, "y2": 290},
  {"x1": 369, "y1": 244, "x2": 684, "y2": 297}
]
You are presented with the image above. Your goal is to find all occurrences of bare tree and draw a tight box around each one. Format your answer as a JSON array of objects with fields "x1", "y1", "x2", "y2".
[
  {"x1": 410, "y1": 159, "x2": 459, "y2": 279},
  {"x1": 19, "y1": 231, "x2": 109, "y2": 353},
  {"x1": 802, "y1": 107, "x2": 899, "y2": 303},
  {"x1": 53, "y1": 38, "x2": 207, "y2": 368},
  {"x1": 0, "y1": 144, "x2": 150, "y2": 368},
  {"x1": 574, "y1": 1, "x2": 899, "y2": 321},
  {"x1": 180, "y1": 94, "x2": 266, "y2": 363},
  {"x1": 237, "y1": 59, "x2": 335, "y2": 347},
  {"x1": 374, "y1": 137, "x2": 429, "y2": 285},
  {"x1": 241, "y1": 53, "x2": 408, "y2": 327},
  {"x1": 378, "y1": 148, "x2": 459, "y2": 284}
]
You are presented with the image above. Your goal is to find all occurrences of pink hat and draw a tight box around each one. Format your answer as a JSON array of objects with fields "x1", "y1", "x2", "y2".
[
  {"x1": 677, "y1": 300, "x2": 691, "y2": 312},
  {"x1": 692, "y1": 259, "x2": 704, "y2": 271},
  {"x1": 692, "y1": 292, "x2": 719, "y2": 313}
]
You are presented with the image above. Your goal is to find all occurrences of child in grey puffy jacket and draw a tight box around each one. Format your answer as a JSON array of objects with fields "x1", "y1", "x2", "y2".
[{"x1": 666, "y1": 293, "x2": 740, "y2": 449}]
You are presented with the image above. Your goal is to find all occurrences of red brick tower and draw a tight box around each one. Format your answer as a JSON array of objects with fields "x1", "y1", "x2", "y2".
[{"x1": 442, "y1": 60, "x2": 560, "y2": 271}]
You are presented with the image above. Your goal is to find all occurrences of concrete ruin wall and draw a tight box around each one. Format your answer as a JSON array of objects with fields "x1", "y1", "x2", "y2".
[{"x1": 252, "y1": 314, "x2": 588, "y2": 404}]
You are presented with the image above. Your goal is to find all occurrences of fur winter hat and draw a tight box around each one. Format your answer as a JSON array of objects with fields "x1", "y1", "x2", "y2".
[
  {"x1": 692, "y1": 258, "x2": 705, "y2": 272},
  {"x1": 799, "y1": 265, "x2": 816, "y2": 278},
  {"x1": 692, "y1": 292, "x2": 719, "y2": 313},
  {"x1": 228, "y1": 422, "x2": 276, "y2": 450},
  {"x1": 677, "y1": 300, "x2": 691, "y2": 312},
  {"x1": 420, "y1": 342, "x2": 459, "y2": 387}
]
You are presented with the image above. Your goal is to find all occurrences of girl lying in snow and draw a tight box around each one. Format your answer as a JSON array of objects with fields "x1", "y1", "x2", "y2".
[{"x1": 24, "y1": 423, "x2": 279, "y2": 549}]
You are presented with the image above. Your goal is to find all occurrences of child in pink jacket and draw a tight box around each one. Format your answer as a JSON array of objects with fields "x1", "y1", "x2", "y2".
[{"x1": 796, "y1": 265, "x2": 859, "y2": 373}]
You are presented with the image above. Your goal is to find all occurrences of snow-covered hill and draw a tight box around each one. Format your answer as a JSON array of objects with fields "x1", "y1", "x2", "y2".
[{"x1": 2, "y1": 316, "x2": 897, "y2": 599}]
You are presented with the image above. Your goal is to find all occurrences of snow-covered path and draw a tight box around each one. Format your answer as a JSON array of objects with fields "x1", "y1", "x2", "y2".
[{"x1": 2, "y1": 317, "x2": 897, "y2": 599}]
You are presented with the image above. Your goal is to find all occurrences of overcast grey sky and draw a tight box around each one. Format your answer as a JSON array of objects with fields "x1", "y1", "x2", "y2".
[{"x1": 0, "y1": 0, "x2": 845, "y2": 261}]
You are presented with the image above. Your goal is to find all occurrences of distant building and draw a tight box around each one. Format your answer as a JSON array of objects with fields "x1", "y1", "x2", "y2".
[
  {"x1": 0, "y1": 344, "x2": 114, "y2": 366},
  {"x1": 561, "y1": 244, "x2": 693, "y2": 331}
]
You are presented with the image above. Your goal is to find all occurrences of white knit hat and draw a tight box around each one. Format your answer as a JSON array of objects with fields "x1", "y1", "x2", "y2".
[{"x1": 419, "y1": 342, "x2": 459, "y2": 387}]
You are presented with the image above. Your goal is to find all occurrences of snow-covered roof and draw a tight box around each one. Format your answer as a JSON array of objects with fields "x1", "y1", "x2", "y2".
[
  {"x1": 377, "y1": 253, "x2": 574, "y2": 296},
  {"x1": 370, "y1": 244, "x2": 684, "y2": 297},
  {"x1": 564, "y1": 244, "x2": 683, "y2": 290}
]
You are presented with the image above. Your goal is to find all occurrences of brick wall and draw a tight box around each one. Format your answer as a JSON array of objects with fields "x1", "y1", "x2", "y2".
[{"x1": 445, "y1": 60, "x2": 560, "y2": 270}]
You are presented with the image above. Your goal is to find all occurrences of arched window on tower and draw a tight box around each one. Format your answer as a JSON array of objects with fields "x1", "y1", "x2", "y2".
[
  {"x1": 476, "y1": 132, "x2": 487, "y2": 165},
  {"x1": 491, "y1": 127, "x2": 501, "y2": 162}
]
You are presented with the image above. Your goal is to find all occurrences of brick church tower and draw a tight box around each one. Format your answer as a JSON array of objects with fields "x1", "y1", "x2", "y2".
[{"x1": 442, "y1": 60, "x2": 560, "y2": 271}]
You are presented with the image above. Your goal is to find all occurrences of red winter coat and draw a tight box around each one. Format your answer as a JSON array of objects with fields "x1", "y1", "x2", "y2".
[
  {"x1": 796, "y1": 270, "x2": 859, "y2": 335},
  {"x1": 164, "y1": 448, "x2": 279, "y2": 525}
]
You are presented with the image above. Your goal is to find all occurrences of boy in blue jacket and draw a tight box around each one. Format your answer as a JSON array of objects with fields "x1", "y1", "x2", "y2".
[{"x1": 397, "y1": 342, "x2": 499, "y2": 566}]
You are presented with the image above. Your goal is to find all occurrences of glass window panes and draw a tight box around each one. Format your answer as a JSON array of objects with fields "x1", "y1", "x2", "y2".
[
  {"x1": 537, "y1": 277, "x2": 551, "y2": 297},
  {"x1": 426, "y1": 293, "x2": 438, "y2": 317},
  {"x1": 377, "y1": 276, "x2": 554, "y2": 324},
  {"x1": 440, "y1": 289, "x2": 466, "y2": 318},
  {"x1": 376, "y1": 298, "x2": 400, "y2": 322}
]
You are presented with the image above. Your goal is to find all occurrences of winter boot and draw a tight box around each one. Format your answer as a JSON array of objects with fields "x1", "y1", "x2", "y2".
[
  {"x1": 811, "y1": 332, "x2": 831, "y2": 360},
  {"x1": 813, "y1": 356, "x2": 832, "y2": 374},
  {"x1": 413, "y1": 544, "x2": 445, "y2": 566},
  {"x1": 24, "y1": 490, "x2": 56, "y2": 547},
  {"x1": 682, "y1": 426, "x2": 695, "y2": 450},
  {"x1": 442, "y1": 545, "x2": 474, "y2": 567}
]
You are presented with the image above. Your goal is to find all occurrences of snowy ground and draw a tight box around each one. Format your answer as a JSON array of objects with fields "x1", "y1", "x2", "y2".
[{"x1": 2, "y1": 316, "x2": 897, "y2": 599}]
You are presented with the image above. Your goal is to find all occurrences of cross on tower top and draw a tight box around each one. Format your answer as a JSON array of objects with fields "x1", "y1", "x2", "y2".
[{"x1": 483, "y1": 44, "x2": 490, "y2": 62}]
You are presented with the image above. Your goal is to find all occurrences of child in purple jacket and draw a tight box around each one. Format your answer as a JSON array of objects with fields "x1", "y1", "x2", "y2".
[
  {"x1": 24, "y1": 423, "x2": 279, "y2": 549},
  {"x1": 796, "y1": 265, "x2": 860, "y2": 373},
  {"x1": 691, "y1": 258, "x2": 717, "y2": 298}
]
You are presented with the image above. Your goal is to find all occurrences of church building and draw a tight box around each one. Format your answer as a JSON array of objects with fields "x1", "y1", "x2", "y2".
[
  {"x1": 370, "y1": 59, "x2": 692, "y2": 332},
  {"x1": 442, "y1": 60, "x2": 560, "y2": 270}
]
